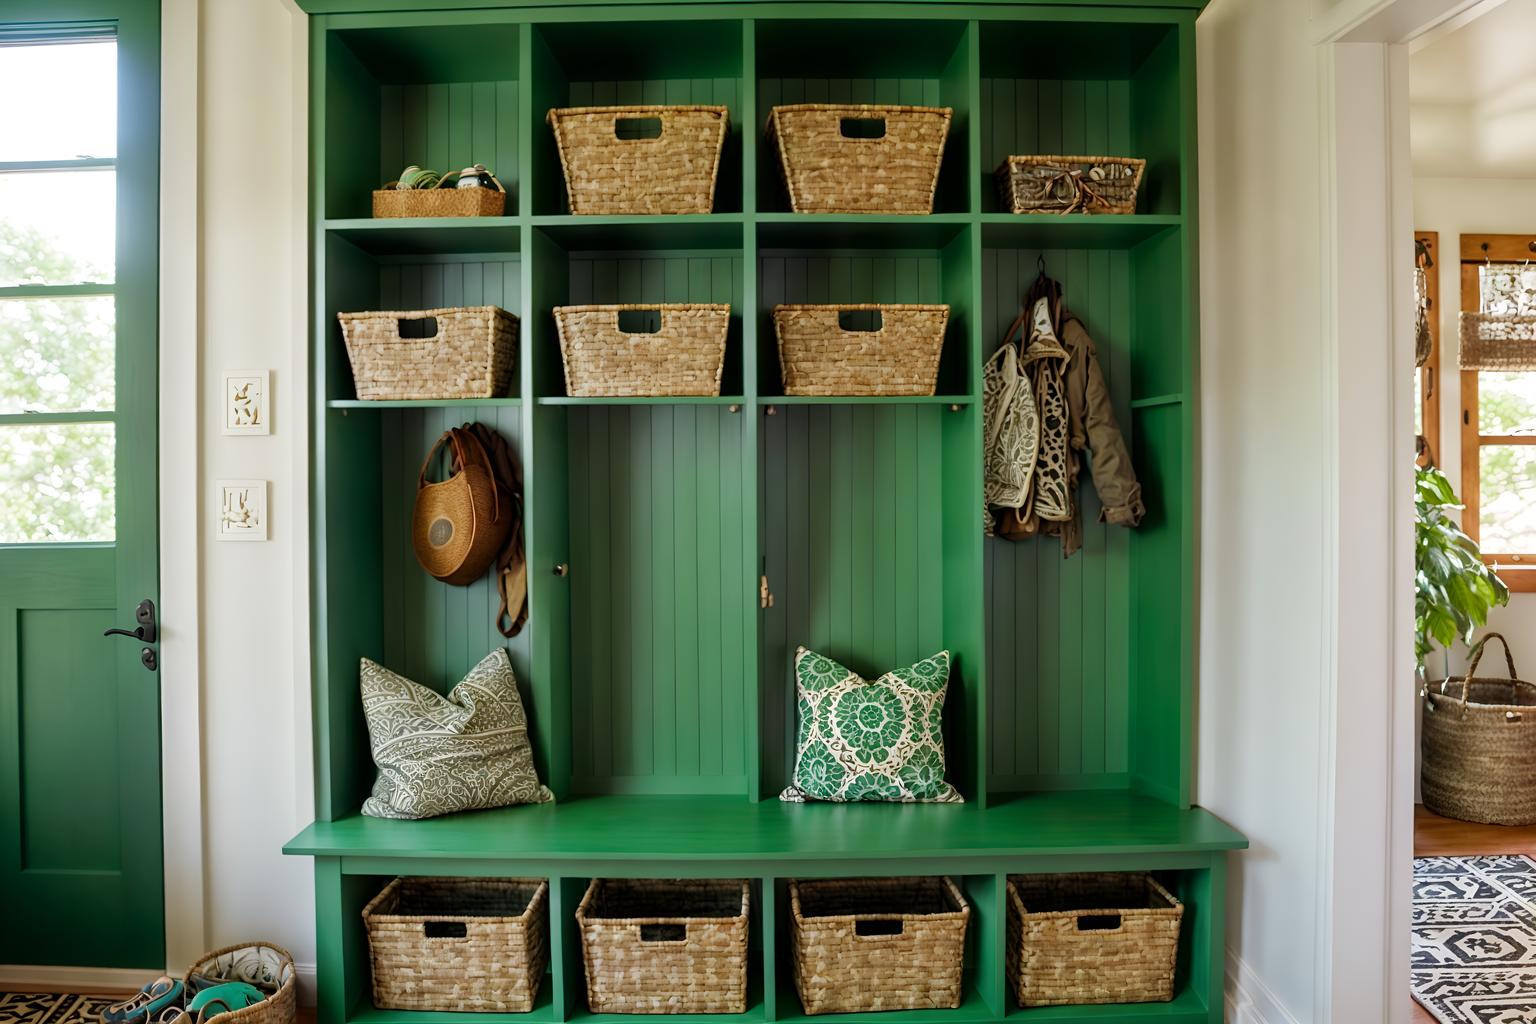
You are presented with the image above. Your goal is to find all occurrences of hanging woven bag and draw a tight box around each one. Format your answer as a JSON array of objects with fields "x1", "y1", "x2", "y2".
[
  {"x1": 1422, "y1": 632, "x2": 1536, "y2": 825},
  {"x1": 982, "y1": 311, "x2": 1040, "y2": 529},
  {"x1": 412, "y1": 427, "x2": 511, "y2": 587}
]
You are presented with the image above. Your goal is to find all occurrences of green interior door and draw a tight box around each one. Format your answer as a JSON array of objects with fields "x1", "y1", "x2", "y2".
[{"x1": 0, "y1": 0, "x2": 162, "y2": 969}]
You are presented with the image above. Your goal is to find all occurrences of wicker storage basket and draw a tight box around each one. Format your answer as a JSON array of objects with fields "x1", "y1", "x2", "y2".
[
  {"x1": 577, "y1": 878, "x2": 750, "y2": 1014},
  {"x1": 548, "y1": 105, "x2": 728, "y2": 215},
  {"x1": 789, "y1": 876, "x2": 969, "y2": 1015},
  {"x1": 184, "y1": 942, "x2": 297, "y2": 1024},
  {"x1": 338, "y1": 306, "x2": 517, "y2": 401},
  {"x1": 372, "y1": 175, "x2": 507, "y2": 219},
  {"x1": 767, "y1": 104, "x2": 951, "y2": 214},
  {"x1": 996, "y1": 156, "x2": 1145, "y2": 215},
  {"x1": 1422, "y1": 633, "x2": 1536, "y2": 825},
  {"x1": 775, "y1": 304, "x2": 948, "y2": 396},
  {"x1": 554, "y1": 304, "x2": 729, "y2": 397},
  {"x1": 1458, "y1": 312, "x2": 1536, "y2": 370},
  {"x1": 1006, "y1": 874, "x2": 1181, "y2": 1007},
  {"x1": 362, "y1": 877, "x2": 548, "y2": 1013}
]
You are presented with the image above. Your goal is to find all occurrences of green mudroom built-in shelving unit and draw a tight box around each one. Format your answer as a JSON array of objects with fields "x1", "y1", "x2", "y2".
[{"x1": 285, "y1": 2, "x2": 1244, "y2": 1022}]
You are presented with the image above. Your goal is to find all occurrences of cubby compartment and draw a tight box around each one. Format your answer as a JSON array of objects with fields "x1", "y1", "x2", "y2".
[
  {"x1": 757, "y1": 401, "x2": 983, "y2": 802},
  {"x1": 757, "y1": 227, "x2": 975, "y2": 399},
  {"x1": 529, "y1": 21, "x2": 745, "y2": 216},
  {"x1": 979, "y1": 20, "x2": 1184, "y2": 216},
  {"x1": 981, "y1": 228, "x2": 1190, "y2": 806},
  {"x1": 322, "y1": 20, "x2": 522, "y2": 221},
  {"x1": 755, "y1": 20, "x2": 972, "y2": 215}
]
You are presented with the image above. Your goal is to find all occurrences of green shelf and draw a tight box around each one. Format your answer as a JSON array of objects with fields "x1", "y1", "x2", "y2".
[
  {"x1": 349, "y1": 987, "x2": 559, "y2": 1024},
  {"x1": 302, "y1": 6, "x2": 1231, "y2": 1024},
  {"x1": 326, "y1": 217, "x2": 522, "y2": 256}
]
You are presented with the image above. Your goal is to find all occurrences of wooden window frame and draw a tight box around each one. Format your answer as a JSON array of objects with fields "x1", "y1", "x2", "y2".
[
  {"x1": 1459, "y1": 232, "x2": 1536, "y2": 592},
  {"x1": 1417, "y1": 231, "x2": 1440, "y2": 465}
]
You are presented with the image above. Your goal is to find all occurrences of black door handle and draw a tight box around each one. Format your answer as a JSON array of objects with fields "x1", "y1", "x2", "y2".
[{"x1": 104, "y1": 599, "x2": 157, "y2": 645}]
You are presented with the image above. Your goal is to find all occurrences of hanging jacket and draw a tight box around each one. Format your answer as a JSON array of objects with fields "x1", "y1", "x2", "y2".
[{"x1": 994, "y1": 302, "x2": 1144, "y2": 557}]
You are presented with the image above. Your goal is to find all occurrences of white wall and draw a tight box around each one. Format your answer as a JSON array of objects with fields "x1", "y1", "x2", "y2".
[
  {"x1": 1413, "y1": 176, "x2": 1536, "y2": 677},
  {"x1": 160, "y1": 0, "x2": 315, "y2": 981},
  {"x1": 1196, "y1": 2, "x2": 1333, "y2": 1019}
]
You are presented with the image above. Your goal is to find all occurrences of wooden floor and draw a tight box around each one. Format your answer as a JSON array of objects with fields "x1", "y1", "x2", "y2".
[{"x1": 1411, "y1": 804, "x2": 1536, "y2": 1023}]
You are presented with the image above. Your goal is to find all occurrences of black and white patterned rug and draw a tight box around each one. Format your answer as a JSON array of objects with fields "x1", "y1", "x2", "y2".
[
  {"x1": 0, "y1": 992, "x2": 117, "y2": 1024},
  {"x1": 1415, "y1": 855, "x2": 1536, "y2": 1023}
]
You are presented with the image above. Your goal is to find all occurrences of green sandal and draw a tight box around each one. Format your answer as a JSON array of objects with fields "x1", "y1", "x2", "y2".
[{"x1": 102, "y1": 978, "x2": 183, "y2": 1024}]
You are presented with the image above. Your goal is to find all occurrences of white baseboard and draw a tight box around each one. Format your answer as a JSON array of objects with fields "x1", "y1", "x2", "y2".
[
  {"x1": 0, "y1": 965, "x2": 155, "y2": 992},
  {"x1": 0, "y1": 962, "x2": 316, "y2": 1007},
  {"x1": 1227, "y1": 950, "x2": 1304, "y2": 1024}
]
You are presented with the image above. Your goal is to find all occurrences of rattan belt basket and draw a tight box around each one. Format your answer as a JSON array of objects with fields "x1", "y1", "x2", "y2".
[
  {"x1": 338, "y1": 306, "x2": 517, "y2": 401},
  {"x1": 767, "y1": 104, "x2": 951, "y2": 214},
  {"x1": 183, "y1": 942, "x2": 297, "y2": 1024},
  {"x1": 1006, "y1": 873, "x2": 1181, "y2": 1007},
  {"x1": 548, "y1": 105, "x2": 728, "y2": 215},
  {"x1": 577, "y1": 878, "x2": 750, "y2": 1014},
  {"x1": 1422, "y1": 633, "x2": 1536, "y2": 825},
  {"x1": 789, "y1": 876, "x2": 970, "y2": 1015},
  {"x1": 555, "y1": 304, "x2": 729, "y2": 397},
  {"x1": 996, "y1": 156, "x2": 1145, "y2": 215},
  {"x1": 362, "y1": 877, "x2": 548, "y2": 1013},
  {"x1": 775, "y1": 303, "x2": 948, "y2": 396}
]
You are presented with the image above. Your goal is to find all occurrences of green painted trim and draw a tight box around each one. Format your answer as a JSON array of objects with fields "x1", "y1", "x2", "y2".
[
  {"x1": 536, "y1": 395, "x2": 746, "y2": 406},
  {"x1": 1130, "y1": 393, "x2": 1183, "y2": 409},
  {"x1": 0, "y1": 410, "x2": 116, "y2": 425},
  {"x1": 327, "y1": 398, "x2": 523, "y2": 409},
  {"x1": 0, "y1": 283, "x2": 115, "y2": 298},
  {"x1": 0, "y1": 157, "x2": 116, "y2": 172},
  {"x1": 762, "y1": 395, "x2": 975, "y2": 406},
  {"x1": 298, "y1": 1, "x2": 1209, "y2": 15}
]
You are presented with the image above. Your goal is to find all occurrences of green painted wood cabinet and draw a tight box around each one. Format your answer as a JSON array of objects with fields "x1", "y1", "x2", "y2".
[{"x1": 285, "y1": 3, "x2": 1244, "y2": 1022}]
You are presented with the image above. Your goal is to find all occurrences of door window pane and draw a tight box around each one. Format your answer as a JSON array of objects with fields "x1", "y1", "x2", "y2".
[
  {"x1": 0, "y1": 422, "x2": 114, "y2": 543},
  {"x1": 1479, "y1": 372, "x2": 1536, "y2": 436},
  {"x1": 0, "y1": 297, "x2": 114, "y2": 414},
  {"x1": 0, "y1": 40, "x2": 115, "y2": 161},
  {"x1": 1480, "y1": 444, "x2": 1536, "y2": 552},
  {"x1": 0, "y1": 170, "x2": 114, "y2": 286}
]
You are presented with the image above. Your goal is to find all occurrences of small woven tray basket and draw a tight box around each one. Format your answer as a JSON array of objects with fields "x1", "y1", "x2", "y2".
[
  {"x1": 768, "y1": 104, "x2": 951, "y2": 214},
  {"x1": 549, "y1": 105, "x2": 728, "y2": 215},
  {"x1": 372, "y1": 175, "x2": 507, "y2": 218},
  {"x1": 361, "y1": 877, "x2": 548, "y2": 1013},
  {"x1": 338, "y1": 306, "x2": 518, "y2": 401},
  {"x1": 790, "y1": 876, "x2": 970, "y2": 1015},
  {"x1": 555, "y1": 304, "x2": 729, "y2": 397},
  {"x1": 577, "y1": 878, "x2": 751, "y2": 1014},
  {"x1": 1422, "y1": 633, "x2": 1536, "y2": 825},
  {"x1": 184, "y1": 942, "x2": 297, "y2": 1024},
  {"x1": 1006, "y1": 873, "x2": 1182, "y2": 1007},
  {"x1": 996, "y1": 156, "x2": 1145, "y2": 215},
  {"x1": 775, "y1": 304, "x2": 948, "y2": 396}
]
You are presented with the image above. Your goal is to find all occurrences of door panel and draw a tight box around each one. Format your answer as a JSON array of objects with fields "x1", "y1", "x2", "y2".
[{"x1": 0, "y1": 0, "x2": 161, "y2": 969}]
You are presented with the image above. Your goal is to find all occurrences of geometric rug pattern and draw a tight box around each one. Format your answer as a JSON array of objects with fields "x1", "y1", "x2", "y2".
[
  {"x1": 1414, "y1": 854, "x2": 1536, "y2": 1024},
  {"x1": 0, "y1": 992, "x2": 118, "y2": 1024}
]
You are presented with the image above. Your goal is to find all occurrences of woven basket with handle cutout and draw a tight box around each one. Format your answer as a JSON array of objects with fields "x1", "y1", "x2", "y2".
[
  {"x1": 337, "y1": 306, "x2": 517, "y2": 401},
  {"x1": 774, "y1": 303, "x2": 948, "y2": 396},
  {"x1": 555, "y1": 304, "x2": 729, "y2": 397},
  {"x1": 549, "y1": 105, "x2": 728, "y2": 215},
  {"x1": 767, "y1": 104, "x2": 951, "y2": 214}
]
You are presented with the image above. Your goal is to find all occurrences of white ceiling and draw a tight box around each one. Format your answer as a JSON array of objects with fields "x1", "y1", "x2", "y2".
[{"x1": 1411, "y1": 0, "x2": 1536, "y2": 178}]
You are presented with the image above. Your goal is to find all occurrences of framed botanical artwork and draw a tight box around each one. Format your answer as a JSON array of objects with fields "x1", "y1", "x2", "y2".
[
  {"x1": 222, "y1": 370, "x2": 271, "y2": 435},
  {"x1": 216, "y1": 479, "x2": 268, "y2": 541}
]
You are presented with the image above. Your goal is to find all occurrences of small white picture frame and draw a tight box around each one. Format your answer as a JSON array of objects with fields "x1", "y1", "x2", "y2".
[
  {"x1": 222, "y1": 370, "x2": 271, "y2": 435},
  {"x1": 217, "y1": 480, "x2": 268, "y2": 541}
]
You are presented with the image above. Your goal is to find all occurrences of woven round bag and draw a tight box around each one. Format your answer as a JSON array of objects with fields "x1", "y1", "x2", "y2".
[
  {"x1": 1422, "y1": 632, "x2": 1536, "y2": 825},
  {"x1": 412, "y1": 427, "x2": 510, "y2": 585}
]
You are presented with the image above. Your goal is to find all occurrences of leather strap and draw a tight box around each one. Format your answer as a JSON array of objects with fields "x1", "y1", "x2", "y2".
[{"x1": 460, "y1": 422, "x2": 528, "y2": 638}]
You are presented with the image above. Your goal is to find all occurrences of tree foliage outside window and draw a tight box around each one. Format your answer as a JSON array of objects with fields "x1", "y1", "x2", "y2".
[
  {"x1": 0, "y1": 222, "x2": 116, "y2": 543},
  {"x1": 1476, "y1": 266, "x2": 1536, "y2": 553}
]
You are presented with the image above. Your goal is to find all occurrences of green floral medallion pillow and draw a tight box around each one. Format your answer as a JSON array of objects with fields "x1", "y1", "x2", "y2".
[
  {"x1": 361, "y1": 647, "x2": 554, "y2": 819},
  {"x1": 780, "y1": 647, "x2": 962, "y2": 803}
]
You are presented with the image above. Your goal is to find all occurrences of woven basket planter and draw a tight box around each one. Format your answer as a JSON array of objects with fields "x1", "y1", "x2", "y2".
[
  {"x1": 362, "y1": 877, "x2": 548, "y2": 1013},
  {"x1": 996, "y1": 156, "x2": 1145, "y2": 215},
  {"x1": 338, "y1": 306, "x2": 517, "y2": 401},
  {"x1": 1422, "y1": 633, "x2": 1536, "y2": 825},
  {"x1": 789, "y1": 876, "x2": 969, "y2": 1015},
  {"x1": 767, "y1": 104, "x2": 951, "y2": 214},
  {"x1": 549, "y1": 105, "x2": 728, "y2": 215},
  {"x1": 577, "y1": 878, "x2": 750, "y2": 1014},
  {"x1": 184, "y1": 942, "x2": 297, "y2": 1024},
  {"x1": 775, "y1": 303, "x2": 948, "y2": 396},
  {"x1": 555, "y1": 304, "x2": 729, "y2": 397},
  {"x1": 1005, "y1": 874, "x2": 1181, "y2": 1007},
  {"x1": 372, "y1": 177, "x2": 507, "y2": 218}
]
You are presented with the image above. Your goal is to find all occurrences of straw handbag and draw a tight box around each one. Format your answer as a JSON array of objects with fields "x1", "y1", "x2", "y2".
[
  {"x1": 412, "y1": 427, "x2": 511, "y2": 587},
  {"x1": 1422, "y1": 633, "x2": 1536, "y2": 825}
]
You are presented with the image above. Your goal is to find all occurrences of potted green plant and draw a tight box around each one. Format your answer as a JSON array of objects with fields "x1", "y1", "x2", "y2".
[{"x1": 1415, "y1": 463, "x2": 1508, "y2": 675}]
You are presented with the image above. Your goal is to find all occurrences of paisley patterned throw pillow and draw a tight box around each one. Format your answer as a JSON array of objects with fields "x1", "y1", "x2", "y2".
[
  {"x1": 780, "y1": 647, "x2": 962, "y2": 803},
  {"x1": 361, "y1": 648, "x2": 553, "y2": 819}
]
